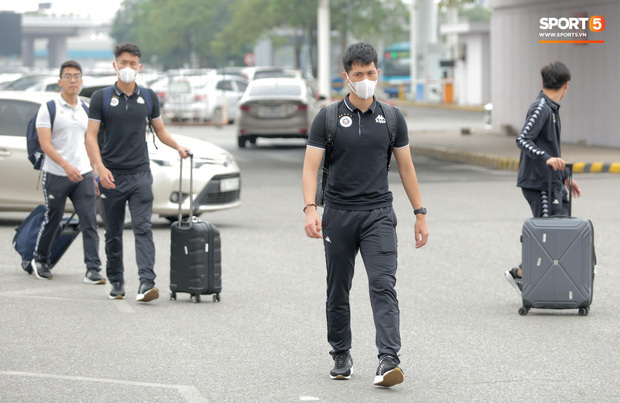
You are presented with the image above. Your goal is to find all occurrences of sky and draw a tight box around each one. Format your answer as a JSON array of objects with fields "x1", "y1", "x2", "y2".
[{"x1": 0, "y1": 0, "x2": 123, "y2": 20}]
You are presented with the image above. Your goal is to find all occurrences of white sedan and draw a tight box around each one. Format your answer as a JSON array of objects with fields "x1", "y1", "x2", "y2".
[{"x1": 0, "y1": 91, "x2": 241, "y2": 221}]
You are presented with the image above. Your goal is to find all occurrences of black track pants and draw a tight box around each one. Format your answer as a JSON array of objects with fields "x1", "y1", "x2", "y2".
[{"x1": 322, "y1": 206, "x2": 400, "y2": 358}]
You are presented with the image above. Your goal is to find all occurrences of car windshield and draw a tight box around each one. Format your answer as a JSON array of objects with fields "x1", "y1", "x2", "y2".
[{"x1": 249, "y1": 84, "x2": 301, "y2": 97}]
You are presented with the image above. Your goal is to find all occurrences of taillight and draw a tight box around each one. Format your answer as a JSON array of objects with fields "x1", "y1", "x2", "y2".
[
  {"x1": 194, "y1": 94, "x2": 207, "y2": 101},
  {"x1": 300, "y1": 128, "x2": 308, "y2": 134},
  {"x1": 240, "y1": 105, "x2": 251, "y2": 111},
  {"x1": 297, "y1": 104, "x2": 308, "y2": 110},
  {"x1": 156, "y1": 92, "x2": 167, "y2": 102}
]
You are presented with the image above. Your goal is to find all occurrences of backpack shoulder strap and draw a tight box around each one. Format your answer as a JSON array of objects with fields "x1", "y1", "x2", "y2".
[
  {"x1": 80, "y1": 100, "x2": 89, "y2": 114},
  {"x1": 139, "y1": 87, "x2": 154, "y2": 118},
  {"x1": 324, "y1": 101, "x2": 339, "y2": 145},
  {"x1": 378, "y1": 101, "x2": 398, "y2": 171},
  {"x1": 101, "y1": 86, "x2": 114, "y2": 122},
  {"x1": 46, "y1": 100, "x2": 56, "y2": 127}
]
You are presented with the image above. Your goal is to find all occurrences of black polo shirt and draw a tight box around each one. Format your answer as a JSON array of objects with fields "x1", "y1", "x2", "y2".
[
  {"x1": 88, "y1": 83, "x2": 161, "y2": 174},
  {"x1": 307, "y1": 95, "x2": 409, "y2": 210}
]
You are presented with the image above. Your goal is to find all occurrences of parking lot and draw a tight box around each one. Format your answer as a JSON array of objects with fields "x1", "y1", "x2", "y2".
[{"x1": 2, "y1": 117, "x2": 620, "y2": 401}]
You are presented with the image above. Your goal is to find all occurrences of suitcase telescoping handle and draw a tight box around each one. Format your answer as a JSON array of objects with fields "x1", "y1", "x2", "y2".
[
  {"x1": 177, "y1": 152, "x2": 194, "y2": 228},
  {"x1": 547, "y1": 162, "x2": 573, "y2": 217}
]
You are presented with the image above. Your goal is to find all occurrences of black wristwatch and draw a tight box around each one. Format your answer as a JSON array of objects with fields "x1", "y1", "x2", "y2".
[{"x1": 413, "y1": 207, "x2": 427, "y2": 215}]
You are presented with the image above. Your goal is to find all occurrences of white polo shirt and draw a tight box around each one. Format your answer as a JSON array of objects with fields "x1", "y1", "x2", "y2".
[{"x1": 35, "y1": 94, "x2": 92, "y2": 177}]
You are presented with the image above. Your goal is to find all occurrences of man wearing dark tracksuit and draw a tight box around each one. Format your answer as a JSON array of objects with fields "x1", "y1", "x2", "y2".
[
  {"x1": 85, "y1": 43, "x2": 189, "y2": 302},
  {"x1": 505, "y1": 61, "x2": 582, "y2": 294},
  {"x1": 302, "y1": 43, "x2": 429, "y2": 388},
  {"x1": 32, "y1": 60, "x2": 104, "y2": 284}
]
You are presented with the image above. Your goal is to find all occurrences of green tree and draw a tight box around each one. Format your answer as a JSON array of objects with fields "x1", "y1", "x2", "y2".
[{"x1": 214, "y1": 0, "x2": 408, "y2": 72}]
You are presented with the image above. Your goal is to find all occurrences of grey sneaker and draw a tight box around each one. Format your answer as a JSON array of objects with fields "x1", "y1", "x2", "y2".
[
  {"x1": 330, "y1": 352, "x2": 353, "y2": 380},
  {"x1": 505, "y1": 267, "x2": 523, "y2": 295},
  {"x1": 374, "y1": 355, "x2": 403, "y2": 387},
  {"x1": 136, "y1": 280, "x2": 159, "y2": 302},
  {"x1": 32, "y1": 259, "x2": 52, "y2": 280},
  {"x1": 84, "y1": 269, "x2": 106, "y2": 285},
  {"x1": 109, "y1": 281, "x2": 125, "y2": 299}
]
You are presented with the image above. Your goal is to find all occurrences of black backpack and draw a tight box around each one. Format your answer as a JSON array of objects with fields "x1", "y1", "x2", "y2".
[
  {"x1": 315, "y1": 100, "x2": 398, "y2": 206},
  {"x1": 27, "y1": 100, "x2": 89, "y2": 170}
]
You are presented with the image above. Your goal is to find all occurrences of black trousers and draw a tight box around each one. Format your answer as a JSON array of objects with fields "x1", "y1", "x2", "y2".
[
  {"x1": 522, "y1": 187, "x2": 569, "y2": 218},
  {"x1": 322, "y1": 206, "x2": 400, "y2": 358},
  {"x1": 99, "y1": 171, "x2": 155, "y2": 283},
  {"x1": 34, "y1": 171, "x2": 100, "y2": 270}
]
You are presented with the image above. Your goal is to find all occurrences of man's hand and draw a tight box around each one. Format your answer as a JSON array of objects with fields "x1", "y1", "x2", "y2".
[
  {"x1": 178, "y1": 146, "x2": 191, "y2": 159},
  {"x1": 414, "y1": 216, "x2": 429, "y2": 249},
  {"x1": 304, "y1": 209, "x2": 322, "y2": 239},
  {"x1": 567, "y1": 178, "x2": 582, "y2": 198},
  {"x1": 63, "y1": 164, "x2": 83, "y2": 183},
  {"x1": 97, "y1": 165, "x2": 115, "y2": 189},
  {"x1": 546, "y1": 157, "x2": 566, "y2": 171}
]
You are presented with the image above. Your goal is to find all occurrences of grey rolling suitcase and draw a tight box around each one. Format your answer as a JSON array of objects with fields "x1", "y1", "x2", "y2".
[{"x1": 519, "y1": 164, "x2": 595, "y2": 316}]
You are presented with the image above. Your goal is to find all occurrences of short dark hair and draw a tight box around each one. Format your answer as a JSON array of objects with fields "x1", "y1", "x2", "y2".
[
  {"x1": 541, "y1": 61, "x2": 571, "y2": 89},
  {"x1": 59, "y1": 60, "x2": 82, "y2": 78},
  {"x1": 114, "y1": 42, "x2": 142, "y2": 59},
  {"x1": 342, "y1": 42, "x2": 378, "y2": 73}
]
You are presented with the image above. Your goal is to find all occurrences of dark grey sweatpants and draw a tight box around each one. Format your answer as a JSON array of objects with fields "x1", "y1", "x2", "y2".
[
  {"x1": 322, "y1": 206, "x2": 400, "y2": 358},
  {"x1": 34, "y1": 171, "x2": 100, "y2": 270},
  {"x1": 99, "y1": 171, "x2": 155, "y2": 283}
]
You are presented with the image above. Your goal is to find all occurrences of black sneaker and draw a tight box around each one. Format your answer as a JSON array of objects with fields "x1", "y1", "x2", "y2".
[
  {"x1": 374, "y1": 355, "x2": 403, "y2": 387},
  {"x1": 22, "y1": 260, "x2": 33, "y2": 275},
  {"x1": 505, "y1": 267, "x2": 523, "y2": 294},
  {"x1": 109, "y1": 281, "x2": 125, "y2": 299},
  {"x1": 84, "y1": 269, "x2": 106, "y2": 285},
  {"x1": 31, "y1": 259, "x2": 52, "y2": 280},
  {"x1": 136, "y1": 280, "x2": 159, "y2": 302},
  {"x1": 330, "y1": 352, "x2": 353, "y2": 380}
]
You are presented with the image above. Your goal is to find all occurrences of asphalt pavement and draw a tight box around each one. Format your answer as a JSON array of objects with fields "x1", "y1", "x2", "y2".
[{"x1": 1, "y1": 107, "x2": 620, "y2": 402}]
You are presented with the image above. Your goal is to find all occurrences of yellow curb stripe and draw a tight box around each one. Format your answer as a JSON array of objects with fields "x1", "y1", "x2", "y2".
[
  {"x1": 610, "y1": 163, "x2": 620, "y2": 173},
  {"x1": 572, "y1": 162, "x2": 585, "y2": 173},
  {"x1": 590, "y1": 162, "x2": 604, "y2": 173}
]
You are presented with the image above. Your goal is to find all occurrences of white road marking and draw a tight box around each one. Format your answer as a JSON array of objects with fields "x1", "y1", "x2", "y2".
[{"x1": 0, "y1": 371, "x2": 208, "y2": 402}]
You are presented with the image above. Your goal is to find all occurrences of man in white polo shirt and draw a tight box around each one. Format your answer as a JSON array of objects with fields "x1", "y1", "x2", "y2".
[{"x1": 32, "y1": 60, "x2": 104, "y2": 284}]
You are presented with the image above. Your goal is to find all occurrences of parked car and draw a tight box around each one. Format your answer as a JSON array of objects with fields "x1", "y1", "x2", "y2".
[
  {"x1": 236, "y1": 77, "x2": 326, "y2": 148},
  {"x1": 0, "y1": 91, "x2": 241, "y2": 220},
  {"x1": 163, "y1": 74, "x2": 248, "y2": 124}
]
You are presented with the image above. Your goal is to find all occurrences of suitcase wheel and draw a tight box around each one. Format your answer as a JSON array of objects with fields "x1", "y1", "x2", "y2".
[
  {"x1": 578, "y1": 307, "x2": 589, "y2": 316},
  {"x1": 518, "y1": 306, "x2": 529, "y2": 316},
  {"x1": 213, "y1": 293, "x2": 221, "y2": 303},
  {"x1": 191, "y1": 294, "x2": 201, "y2": 303},
  {"x1": 170, "y1": 292, "x2": 177, "y2": 301}
]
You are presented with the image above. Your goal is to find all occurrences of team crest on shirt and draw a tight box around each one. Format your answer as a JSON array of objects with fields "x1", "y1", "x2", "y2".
[
  {"x1": 110, "y1": 97, "x2": 119, "y2": 107},
  {"x1": 137, "y1": 97, "x2": 145, "y2": 104},
  {"x1": 376, "y1": 114, "x2": 386, "y2": 124},
  {"x1": 339, "y1": 115, "x2": 353, "y2": 128}
]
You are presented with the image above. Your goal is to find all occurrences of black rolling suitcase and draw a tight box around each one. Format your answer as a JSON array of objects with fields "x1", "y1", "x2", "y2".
[
  {"x1": 519, "y1": 164, "x2": 596, "y2": 316},
  {"x1": 170, "y1": 153, "x2": 222, "y2": 303}
]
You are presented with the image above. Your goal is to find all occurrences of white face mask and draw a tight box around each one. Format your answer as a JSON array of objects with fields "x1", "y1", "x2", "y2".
[
  {"x1": 346, "y1": 74, "x2": 377, "y2": 100},
  {"x1": 115, "y1": 65, "x2": 139, "y2": 84}
]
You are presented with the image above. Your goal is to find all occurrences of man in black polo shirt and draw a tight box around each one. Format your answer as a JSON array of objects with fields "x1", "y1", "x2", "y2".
[
  {"x1": 302, "y1": 43, "x2": 429, "y2": 387},
  {"x1": 85, "y1": 42, "x2": 189, "y2": 302}
]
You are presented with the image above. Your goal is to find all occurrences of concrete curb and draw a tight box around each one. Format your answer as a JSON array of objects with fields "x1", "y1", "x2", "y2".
[{"x1": 412, "y1": 146, "x2": 620, "y2": 174}]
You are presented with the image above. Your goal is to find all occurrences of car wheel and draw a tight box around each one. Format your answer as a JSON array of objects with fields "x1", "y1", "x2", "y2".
[
  {"x1": 249, "y1": 137, "x2": 257, "y2": 145},
  {"x1": 238, "y1": 136, "x2": 247, "y2": 148},
  {"x1": 165, "y1": 215, "x2": 189, "y2": 224}
]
